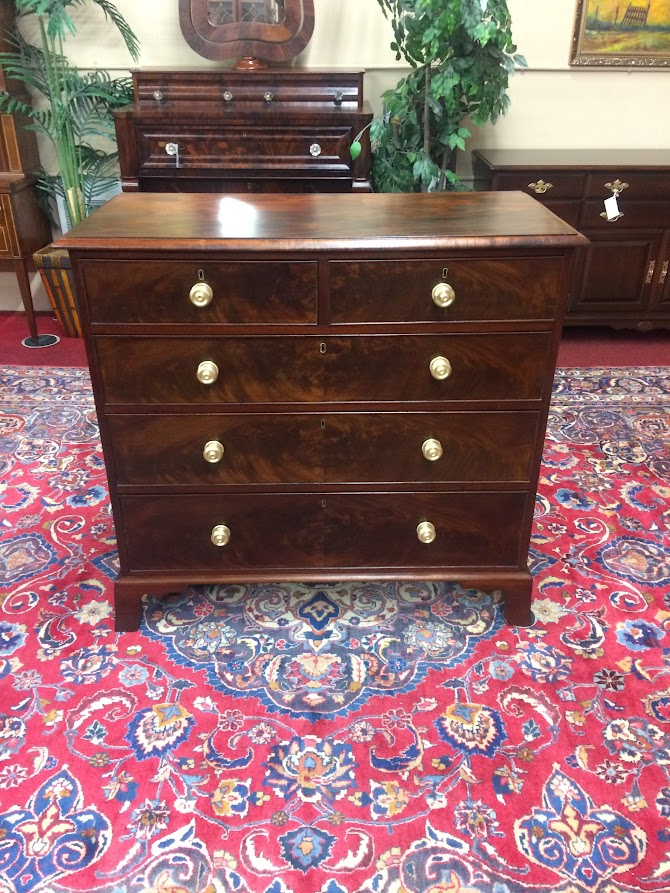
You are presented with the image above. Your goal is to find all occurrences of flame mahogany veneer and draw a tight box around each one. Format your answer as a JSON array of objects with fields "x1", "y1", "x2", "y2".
[{"x1": 59, "y1": 191, "x2": 586, "y2": 631}]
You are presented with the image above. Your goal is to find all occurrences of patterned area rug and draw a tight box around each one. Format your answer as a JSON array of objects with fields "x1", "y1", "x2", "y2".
[{"x1": 0, "y1": 366, "x2": 669, "y2": 893}]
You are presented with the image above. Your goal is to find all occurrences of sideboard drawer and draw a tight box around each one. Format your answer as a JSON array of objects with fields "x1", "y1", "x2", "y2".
[
  {"x1": 81, "y1": 259, "x2": 318, "y2": 324},
  {"x1": 108, "y1": 410, "x2": 539, "y2": 486},
  {"x1": 494, "y1": 171, "x2": 586, "y2": 200},
  {"x1": 586, "y1": 171, "x2": 670, "y2": 201},
  {"x1": 329, "y1": 257, "x2": 563, "y2": 323},
  {"x1": 581, "y1": 201, "x2": 670, "y2": 229},
  {"x1": 120, "y1": 490, "x2": 528, "y2": 571},
  {"x1": 95, "y1": 332, "x2": 552, "y2": 405}
]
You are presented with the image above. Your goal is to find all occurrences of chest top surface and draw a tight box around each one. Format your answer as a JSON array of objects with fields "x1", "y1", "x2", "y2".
[{"x1": 58, "y1": 191, "x2": 586, "y2": 253}]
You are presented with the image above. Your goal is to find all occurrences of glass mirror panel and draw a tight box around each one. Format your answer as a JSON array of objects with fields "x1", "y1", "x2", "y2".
[{"x1": 207, "y1": 1, "x2": 286, "y2": 25}]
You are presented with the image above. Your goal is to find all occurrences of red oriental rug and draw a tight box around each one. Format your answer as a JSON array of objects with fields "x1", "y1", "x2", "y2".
[{"x1": 0, "y1": 365, "x2": 669, "y2": 893}]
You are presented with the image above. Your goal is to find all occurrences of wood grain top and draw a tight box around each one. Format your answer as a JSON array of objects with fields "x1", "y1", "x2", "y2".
[
  {"x1": 473, "y1": 148, "x2": 670, "y2": 170},
  {"x1": 58, "y1": 191, "x2": 587, "y2": 253}
]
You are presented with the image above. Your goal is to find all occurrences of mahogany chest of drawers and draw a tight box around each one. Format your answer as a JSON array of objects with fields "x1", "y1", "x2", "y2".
[
  {"x1": 114, "y1": 68, "x2": 372, "y2": 194},
  {"x1": 473, "y1": 149, "x2": 670, "y2": 329},
  {"x1": 60, "y1": 191, "x2": 585, "y2": 631}
]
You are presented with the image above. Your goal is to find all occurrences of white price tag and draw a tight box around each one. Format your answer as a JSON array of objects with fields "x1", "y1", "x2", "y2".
[{"x1": 604, "y1": 195, "x2": 619, "y2": 220}]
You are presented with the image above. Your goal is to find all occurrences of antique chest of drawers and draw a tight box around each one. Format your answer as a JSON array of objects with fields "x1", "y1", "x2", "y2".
[
  {"x1": 60, "y1": 191, "x2": 585, "y2": 631},
  {"x1": 473, "y1": 149, "x2": 670, "y2": 329},
  {"x1": 114, "y1": 68, "x2": 373, "y2": 194}
]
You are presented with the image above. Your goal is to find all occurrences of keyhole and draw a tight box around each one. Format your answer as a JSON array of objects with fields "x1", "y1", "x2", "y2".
[
  {"x1": 320, "y1": 343, "x2": 327, "y2": 354},
  {"x1": 198, "y1": 269, "x2": 205, "y2": 281},
  {"x1": 442, "y1": 267, "x2": 449, "y2": 279},
  {"x1": 320, "y1": 419, "x2": 326, "y2": 429}
]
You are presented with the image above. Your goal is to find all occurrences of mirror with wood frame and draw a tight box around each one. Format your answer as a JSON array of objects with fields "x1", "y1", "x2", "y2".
[{"x1": 179, "y1": 0, "x2": 315, "y2": 65}]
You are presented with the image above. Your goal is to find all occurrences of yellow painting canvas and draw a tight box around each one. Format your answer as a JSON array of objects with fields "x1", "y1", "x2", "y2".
[{"x1": 571, "y1": 0, "x2": 670, "y2": 65}]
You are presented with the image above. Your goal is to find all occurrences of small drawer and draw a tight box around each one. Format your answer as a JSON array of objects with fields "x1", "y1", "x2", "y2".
[
  {"x1": 586, "y1": 171, "x2": 670, "y2": 201},
  {"x1": 329, "y1": 257, "x2": 563, "y2": 323},
  {"x1": 120, "y1": 490, "x2": 528, "y2": 572},
  {"x1": 94, "y1": 332, "x2": 552, "y2": 406},
  {"x1": 494, "y1": 171, "x2": 586, "y2": 201},
  {"x1": 81, "y1": 259, "x2": 317, "y2": 324},
  {"x1": 136, "y1": 126, "x2": 354, "y2": 174},
  {"x1": 108, "y1": 410, "x2": 539, "y2": 486},
  {"x1": 581, "y1": 201, "x2": 670, "y2": 229}
]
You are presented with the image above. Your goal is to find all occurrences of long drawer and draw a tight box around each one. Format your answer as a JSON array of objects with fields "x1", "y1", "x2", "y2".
[
  {"x1": 95, "y1": 333, "x2": 552, "y2": 405},
  {"x1": 108, "y1": 410, "x2": 539, "y2": 486},
  {"x1": 81, "y1": 259, "x2": 318, "y2": 324},
  {"x1": 120, "y1": 491, "x2": 528, "y2": 571},
  {"x1": 329, "y1": 257, "x2": 563, "y2": 323}
]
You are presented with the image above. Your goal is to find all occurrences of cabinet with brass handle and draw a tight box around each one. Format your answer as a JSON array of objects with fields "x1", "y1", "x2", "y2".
[{"x1": 473, "y1": 149, "x2": 670, "y2": 328}]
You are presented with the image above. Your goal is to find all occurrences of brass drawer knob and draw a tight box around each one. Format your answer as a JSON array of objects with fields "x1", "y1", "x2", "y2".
[
  {"x1": 605, "y1": 179, "x2": 629, "y2": 195},
  {"x1": 211, "y1": 524, "x2": 231, "y2": 547},
  {"x1": 422, "y1": 438, "x2": 443, "y2": 461},
  {"x1": 429, "y1": 356, "x2": 452, "y2": 381},
  {"x1": 528, "y1": 179, "x2": 553, "y2": 194},
  {"x1": 189, "y1": 282, "x2": 213, "y2": 307},
  {"x1": 417, "y1": 521, "x2": 436, "y2": 544},
  {"x1": 431, "y1": 282, "x2": 456, "y2": 309},
  {"x1": 196, "y1": 360, "x2": 219, "y2": 385},
  {"x1": 203, "y1": 440, "x2": 225, "y2": 463}
]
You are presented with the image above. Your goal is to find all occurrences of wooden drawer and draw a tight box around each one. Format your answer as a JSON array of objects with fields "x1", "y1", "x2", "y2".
[
  {"x1": 81, "y1": 259, "x2": 317, "y2": 324},
  {"x1": 95, "y1": 332, "x2": 552, "y2": 405},
  {"x1": 329, "y1": 257, "x2": 563, "y2": 323},
  {"x1": 135, "y1": 125, "x2": 354, "y2": 175},
  {"x1": 581, "y1": 201, "x2": 670, "y2": 230},
  {"x1": 493, "y1": 171, "x2": 586, "y2": 200},
  {"x1": 108, "y1": 410, "x2": 539, "y2": 486},
  {"x1": 120, "y1": 490, "x2": 528, "y2": 571},
  {"x1": 586, "y1": 170, "x2": 670, "y2": 201}
]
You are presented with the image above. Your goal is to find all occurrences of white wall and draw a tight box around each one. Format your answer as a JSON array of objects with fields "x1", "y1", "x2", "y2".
[{"x1": 4, "y1": 0, "x2": 669, "y2": 313}]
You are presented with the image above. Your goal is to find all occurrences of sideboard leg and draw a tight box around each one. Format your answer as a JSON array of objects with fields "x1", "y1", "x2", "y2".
[{"x1": 502, "y1": 577, "x2": 534, "y2": 627}]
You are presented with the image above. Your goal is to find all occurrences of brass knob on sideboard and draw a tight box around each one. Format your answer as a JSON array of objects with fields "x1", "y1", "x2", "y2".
[
  {"x1": 211, "y1": 524, "x2": 231, "y2": 547},
  {"x1": 197, "y1": 360, "x2": 219, "y2": 385},
  {"x1": 203, "y1": 440, "x2": 225, "y2": 463},
  {"x1": 189, "y1": 282, "x2": 213, "y2": 307},
  {"x1": 416, "y1": 521, "x2": 436, "y2": 544},
  {"x1": 422, "y1": 438, "x2": 443, "y2": 461},
  {"x1": 429, "y1": 356, "x2": 452, "y2": 381},
  {"x1": 431, "y1": 282, "x2": 456, "y2": 309},
  {"x1": 528, "y1": 179, "x2": 553, "y2": 194}
]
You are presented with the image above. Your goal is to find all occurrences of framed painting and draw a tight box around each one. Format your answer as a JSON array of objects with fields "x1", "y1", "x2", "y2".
[{"x1": 571, "y1": 0, "x2": 670, "y2": 66}]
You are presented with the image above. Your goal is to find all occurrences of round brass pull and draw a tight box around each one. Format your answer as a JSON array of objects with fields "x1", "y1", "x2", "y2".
[
  {"x1": 203, "y1": 440, "x2": 224, "y2": 463},
  {"x1": 422, "y1": 438, "x2": 443, "y2": 461},
  {"x1": 211, "y1": 524, "x2": 231, "y2": 547},
  {"x1": 189, "y1": 282, "x2": 213, "y2": 307},
  {"x1": 196, "y1": 360, "x2": 219, "y2": 385},
  {"x1": 416, "y1": 521, "x2": 436, "y2": 544},
  {"x1": 429, "y1": 356, "x2": 452, "y2": 381},
  {"x1": 431, "y1": 282, "x2": 456, "y2": 309}
]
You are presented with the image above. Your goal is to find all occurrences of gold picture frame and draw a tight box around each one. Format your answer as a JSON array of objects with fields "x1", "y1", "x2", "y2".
[{"x1": 571, "y1": 0, "x2": 670, "y2": 66}]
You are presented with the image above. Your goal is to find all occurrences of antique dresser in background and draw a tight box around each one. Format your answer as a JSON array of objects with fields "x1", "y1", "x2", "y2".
[
  {"x1": 60, "y1": 191, "x2": 586, "y2": 631},
  {"x1": 473, "y1": 149, "x2": 670, "y2": 330},
  {"x1": 113, "y1": 68, "x2": 372, "y2": 194}
]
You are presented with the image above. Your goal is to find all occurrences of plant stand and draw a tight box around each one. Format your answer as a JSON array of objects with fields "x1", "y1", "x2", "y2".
[{"x1": 33, "y1": 246, "x2": 81, "y2": 337}]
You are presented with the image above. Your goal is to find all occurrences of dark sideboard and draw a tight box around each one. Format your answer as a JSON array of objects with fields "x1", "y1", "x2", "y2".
[
  {"x1": 473, "y1": 149, "x2": 670, "y2": 330},
  {"x1": 113, "y1": 67, "x2": 372, "y2": 195}
]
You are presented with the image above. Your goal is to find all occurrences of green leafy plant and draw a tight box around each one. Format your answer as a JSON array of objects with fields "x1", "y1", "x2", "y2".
[
  {"x1": 353, "y1": 0, "x2": 525, "y2": 192},
  {"x1": 0, "y1": 0, "x2": 140, "y2": 228}
]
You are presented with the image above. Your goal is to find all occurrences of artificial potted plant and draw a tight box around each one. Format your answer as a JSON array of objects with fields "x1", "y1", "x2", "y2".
[
  {"x1": 353, "y1": 0, "x2": 525, "y2": 192},
  {"x1": 0, "y1": 0, "x2": 140, "y2": 334}
]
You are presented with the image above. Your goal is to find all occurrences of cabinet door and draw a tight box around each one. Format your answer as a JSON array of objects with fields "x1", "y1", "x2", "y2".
[
  {"x1": 569, "y1": 229, "x2": 661, "y2": 320},
  {"x1": 651, "y1": 232, "x2": 670, "y2": 312}
]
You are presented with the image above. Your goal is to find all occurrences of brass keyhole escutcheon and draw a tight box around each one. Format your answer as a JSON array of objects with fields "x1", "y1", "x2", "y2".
[
  {"x1": 203, "y1": 440, "x2": 225, "y2": 463},
  {"x1": 197, "y1": 360, "x2": 219, "y2": 385},
  {"x1": 189, "y1": 282, "x2": 213, "y2": 307},
  {"x1": 416, "y1": 521, "x2": 436, "y2": 544},
  {"x1": 211, "y1": 524, "x2": 231, "y2": 547},
  {"x1": 431, "y1": 282, "x2": 456, "y2": 309},
  {"x1": 422, "y1": 438, "x2": 443, "y2": 461},
  {"x1": 429, "y1": 356, "x2": 452, "y2": 381}
]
